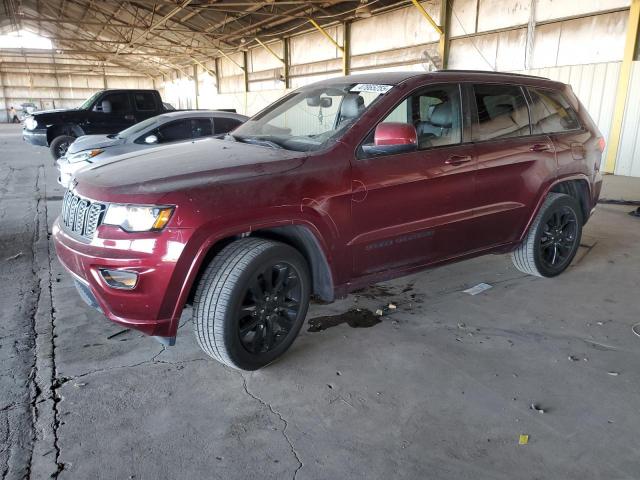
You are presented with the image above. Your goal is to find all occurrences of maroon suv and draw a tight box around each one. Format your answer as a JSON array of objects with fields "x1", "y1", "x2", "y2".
[{"x1": 53, "y1": 71, "x2": 603, "y2": 370}]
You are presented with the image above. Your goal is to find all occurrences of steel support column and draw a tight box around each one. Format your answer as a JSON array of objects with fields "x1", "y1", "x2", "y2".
[
  {"x1": 0, "y1": 71, "x2": 8, "y2": 123},
  {"x1": 193, "y1": 64, "x2": 199, "y2": 109},
  {"x1": 214, "y1": 58, "x2": 221, "y2": 95},
  {"x1": 604, "y1": 0, "x2": 640, "y2": 173},
  {"x1": 438, "y1": 0, "x2": 451, "y2": 69},
  {"x1": 243, "y1": 50, "x2": 249, "y2": 115},
  {"x1": 283, "y1": 37, "x2": 290, "y2": 89},
  {"x1": 343, "y1": 21, "x2": 351, "y2": 75}
]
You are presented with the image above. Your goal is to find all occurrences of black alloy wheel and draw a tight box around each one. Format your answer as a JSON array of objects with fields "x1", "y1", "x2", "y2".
[
  {"x1": 193, "y1": 238, "x2": 311, "y2": 370},
  {"x1": 539, "y1": 206, "x2": 578, "y2": 270},
  {"x1": 237, "y1": 261, "x2": 302, "y2": 354},
  {"x1": 511, "y1": 192, "x2": 583, "y2": 278}
]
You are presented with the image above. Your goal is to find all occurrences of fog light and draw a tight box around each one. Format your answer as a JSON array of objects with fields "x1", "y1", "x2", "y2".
[{"x1": 100, "y1": 269, "x2": 138, "y2": 289}]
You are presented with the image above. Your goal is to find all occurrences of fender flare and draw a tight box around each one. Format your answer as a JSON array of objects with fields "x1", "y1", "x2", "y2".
[
  {"x1": 166, "y1": 220, "x2": 336, "y2": 334},
  {"x1": 518, "y1": 174, "x2": 592, "y2": 243},
  {"x1": 47, "y1": 124, "x2": 85, "y2": 144}
]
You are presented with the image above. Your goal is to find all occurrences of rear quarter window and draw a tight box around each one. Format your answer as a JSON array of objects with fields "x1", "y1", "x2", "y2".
[{"x1": 527, "y1": 88, "x2": 581, "y2": 134}]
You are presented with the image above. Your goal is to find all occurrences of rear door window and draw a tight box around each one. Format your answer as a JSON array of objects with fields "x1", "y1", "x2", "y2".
[
  {"x1": 155, "y1": 119, "x2": 192, "y2": 143},
  {"x1": 134, "y1": 92, "x2": 156, "y2": 111},
  {"x1": 527, "y1": 88, "x2": 581, "y2": 134},
  {"x1": 191, "y1": 118, "x2": 213, "y2": 138},
  {"x1": 102, "y1": 92, "x2": 131, "y2": 114},
  {"x1": 471, "y1": 84, "x2": 530, "y2": 141}
]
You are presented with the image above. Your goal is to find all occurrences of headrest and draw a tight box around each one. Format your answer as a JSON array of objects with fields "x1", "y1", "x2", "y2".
[
  {"x1": 340, "y1": 95, "x2": 365, "y2": 119},
  {"x1": 491, "y1": 103, "x2": 515, "y2": 117},
  {"x1": 430, "y1": 102, "x2": 452, "y2": 128}
]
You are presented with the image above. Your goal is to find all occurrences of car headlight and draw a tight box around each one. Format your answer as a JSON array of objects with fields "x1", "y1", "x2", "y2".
[
  {"x1": 66, "y1": 148, "x2": 103, "y2": 164},
  {"x1": 25, "y1": 117, "x2": 38, "y2": 130},
  {"x1": 103, "y1": 204, "x2": 174, "y2": 232}
]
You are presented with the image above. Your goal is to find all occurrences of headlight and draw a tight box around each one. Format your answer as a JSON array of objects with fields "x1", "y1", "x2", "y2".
[
  {"x1": 66, "y1": 149, "x2": 104, "y2": 164},
  {"x1": 103, "y1": 204, "x2": 174, "y2": 232},
  {"x1": 25, "y1": 117, "x2": 38, "y2": 130}
]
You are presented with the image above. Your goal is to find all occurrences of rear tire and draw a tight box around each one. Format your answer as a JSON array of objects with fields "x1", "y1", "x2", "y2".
[
  {"x1": 49, "y1": 135, "x2": 75, "y2": 160},
  {"x1": 512, "y1": 192, "x2": 582, "y2": 277},
  {"x1": 193, "y1": 238, "x2": 311, "y2": 371}
]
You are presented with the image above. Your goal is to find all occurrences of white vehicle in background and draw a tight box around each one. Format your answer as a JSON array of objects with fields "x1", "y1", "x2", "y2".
[
  {"x1": 18, "y1": 102, "x2": 38, "y2": 121},
  {"x1": 56, "y1": 109, "x2": 247, "y2": 188}
]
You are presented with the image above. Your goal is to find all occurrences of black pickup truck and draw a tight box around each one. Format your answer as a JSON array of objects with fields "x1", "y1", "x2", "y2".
[{"x1": 23, "y1": 89, "x2": 168, "y2": 159}]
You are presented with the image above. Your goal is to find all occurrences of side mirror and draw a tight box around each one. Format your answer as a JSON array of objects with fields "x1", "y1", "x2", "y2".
[
  {"x1": 144, "y1": 134, "x2": 158, "y2": 144},
  {"x1": 362, "y1": 122, "x2": 417, "y2": 156},
  {"x1": 100, "y1": 99, "x2": 112, "y2": 113}
]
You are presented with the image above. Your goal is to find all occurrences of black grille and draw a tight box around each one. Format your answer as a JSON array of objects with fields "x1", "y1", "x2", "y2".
[{"x1": 61, "y1": 190, "x2": 106, "y2": 241}]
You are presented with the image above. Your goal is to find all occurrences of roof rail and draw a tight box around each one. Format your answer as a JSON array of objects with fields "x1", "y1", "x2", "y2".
[{"x1": 435, "y1": 69, "x2": 549, "y2": 80}]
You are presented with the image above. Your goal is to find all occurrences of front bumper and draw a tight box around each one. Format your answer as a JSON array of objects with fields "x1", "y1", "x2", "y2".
[
  {"x1": 23, "y1": 128, "x2": 48, "y2": 146},
  {"x1": 53, "y1": 217, "x2": 195, "y2": 337}
]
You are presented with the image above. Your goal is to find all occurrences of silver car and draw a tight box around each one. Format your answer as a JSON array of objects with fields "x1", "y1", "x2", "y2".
[{"x1": 57, "y1": 110, "x2": 247, "y2": 188}]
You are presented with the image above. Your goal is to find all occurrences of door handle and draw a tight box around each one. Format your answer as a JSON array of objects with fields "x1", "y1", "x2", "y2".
[
  {"x1": 529, "y1": 143, "x2": 552, "y2": 152},
  {"x1": 124, "y1": 114, "x2": 135, "y2": 121},
  {"x1": 445, "y1": 154, "x2": 472, "y2": 165}
]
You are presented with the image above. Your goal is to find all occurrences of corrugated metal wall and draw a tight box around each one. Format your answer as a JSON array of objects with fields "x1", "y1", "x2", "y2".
[
  {"x1": 517, "y1": 61, "x2": 640, "y2": 178},
  {"x1": 517, "y1": 62, "x2": 621, "y2": 162},
  {"x1": 159, "y1": 0, "x2": 633, "y2": 111},
  {"x1": 5, "y1": 0, "x2": 637, "y2": 176},
  {"x1": 615, "y1": 61, "x2": 640, "y2": 177},
  {"x1": 0, "y1": 70, "x2": 154, "y2": 121}
]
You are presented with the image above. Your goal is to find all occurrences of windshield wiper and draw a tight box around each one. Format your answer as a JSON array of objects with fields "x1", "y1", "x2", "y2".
[{"x1": 232, "y1": 135, "x2": 283, "y2": 149}]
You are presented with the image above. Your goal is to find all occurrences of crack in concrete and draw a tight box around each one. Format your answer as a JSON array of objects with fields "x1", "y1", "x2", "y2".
[
  {"x1": 65, "y1": 353, "x2": 206, "y2": 382},
  {"x1": 25, "y1": 172, "x2": 45, "y2": 480},
  {"x1": 239, "y1": 374, "x2": 303, "y2": 480},
  {"x1": 43, "y1": 168, "x2": 66, "y2": 479},
  {"x1": 1, "y1": 410, "x2": 9, "y2": 480},
  {"x1": 25, "y1": 166, "x2": 66, "y2": 479}
]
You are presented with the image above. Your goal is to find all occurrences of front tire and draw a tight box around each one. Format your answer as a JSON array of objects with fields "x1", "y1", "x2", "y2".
[
  {"x1": 49, "y1": 135, "x2": 75, "y2": 160},
  {"x1": 512, "y1": 192, "x2": 582, "y2": 277},
  {"x1": 193, "y1": 238, "x2": 311, "y2": 370}
]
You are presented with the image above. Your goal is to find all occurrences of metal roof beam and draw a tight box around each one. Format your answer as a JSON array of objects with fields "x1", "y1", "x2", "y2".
[
  {"x1": 254, "y1": 38, "x2": 285, "y2": 64},
  {"x1": 308, "y1": 18, "x2": 343, "y2": 53}
]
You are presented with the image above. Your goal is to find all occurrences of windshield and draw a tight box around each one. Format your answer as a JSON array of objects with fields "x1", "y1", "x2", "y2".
[
  {"x1": 79, "y1": 91, "x2": 104, "y2": 110},
  {"x1": 116, "y1": 115, "x2": 162, "y2": 139},
  {"x1": 231, "y1": 82, "x2": 392, "y2": 152}
]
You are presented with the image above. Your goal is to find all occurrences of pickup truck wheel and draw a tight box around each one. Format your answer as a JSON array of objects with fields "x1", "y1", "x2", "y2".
[
  {"x1": 193, "y1": 238, "x2": 311, "y2": 371},
  {"x1": 49, "y1": 135, "x2": 75, "y2": 160},
  {"x1": 511, "y1": 192, "x2": 582, "y2": 277}
]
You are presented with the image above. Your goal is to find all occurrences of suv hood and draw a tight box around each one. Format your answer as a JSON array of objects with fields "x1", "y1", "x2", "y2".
[
  {"x1": 67, "y1": 134, "x2": 123, "y2": 154},
  {"x1": 30, "y1": 108, "x2": 84, "y2": 123},
  {"x1": 75, "y1": 137, "x2": 306, "y2": 197}
]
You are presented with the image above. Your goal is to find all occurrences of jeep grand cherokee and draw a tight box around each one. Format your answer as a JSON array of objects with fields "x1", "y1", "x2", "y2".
[{"x1": 53, "y1": 71, "x2": 603, "y2": 370}]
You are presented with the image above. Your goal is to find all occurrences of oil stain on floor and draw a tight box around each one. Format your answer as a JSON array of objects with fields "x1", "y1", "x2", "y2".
[{"x1": 307, "y1": 308, "x2": 381, "y2": 332}]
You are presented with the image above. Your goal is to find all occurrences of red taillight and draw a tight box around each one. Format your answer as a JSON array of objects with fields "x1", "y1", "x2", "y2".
[{"x1": 598, "y1": 137, "x2": 606, "y2": 152}]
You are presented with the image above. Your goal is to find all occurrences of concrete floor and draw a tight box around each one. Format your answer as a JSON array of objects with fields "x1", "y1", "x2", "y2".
[{"x1": 2, "y1": 122, "x2": 640, "y2": 479}]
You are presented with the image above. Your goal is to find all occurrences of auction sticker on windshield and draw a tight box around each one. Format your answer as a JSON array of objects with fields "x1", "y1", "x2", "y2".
[{"x1": 350, "y1": 84, "x2": 393, "y2": 94}]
